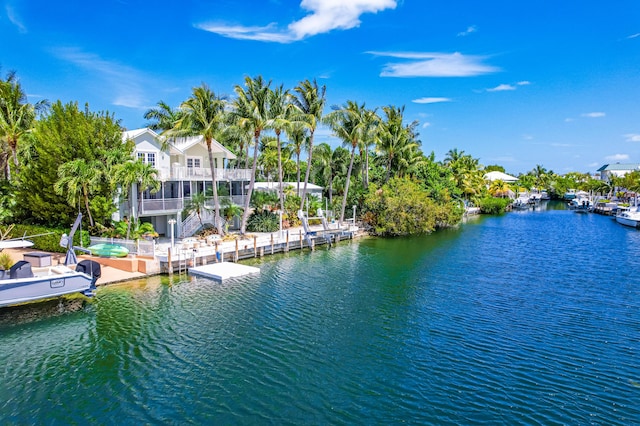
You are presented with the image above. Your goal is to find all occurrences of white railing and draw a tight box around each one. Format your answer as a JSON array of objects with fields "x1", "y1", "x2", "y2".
[
  {"x1": 171, "y1": 166, "x2": 251, "y2": 181},
  {"x1": 88, "y1": 237, "x2": 155, "y2": 257},
  {"x1": 140, "y1": 198, "x2": 184, "y2": 214},
  {"x1": 180, "y1": 209, "x2": 227, "y2": 238},
  {"x1": 132, "y1": 196, "x2": 246, "y2": 216}
]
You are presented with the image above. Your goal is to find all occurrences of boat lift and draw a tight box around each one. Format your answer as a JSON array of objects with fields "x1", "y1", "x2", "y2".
[
  {"x1": 297, "y1": 209, "x2": 347, "y2": 248},
  {"x1": 59, "y1": 213, "x2": 91, "y2": 265}
]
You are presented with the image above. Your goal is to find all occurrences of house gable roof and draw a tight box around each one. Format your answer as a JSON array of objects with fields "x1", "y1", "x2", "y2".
[
  {"x1": 597, "y1": 163, "x2": 640, "y2": 172},
  {"x1": 483, "y1": 171, "x2": 518, "y2": 182},
  {"x1": 122, "y1": 127, "x2": 159, "y2": 142},
  {"x1": 171, "y1": 135, "x2": 236, "y2": 160}
]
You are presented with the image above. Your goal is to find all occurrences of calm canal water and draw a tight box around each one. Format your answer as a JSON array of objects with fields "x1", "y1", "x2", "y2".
[{"x1": 1, "y1": 202, "x2": 639, "y2": 424}]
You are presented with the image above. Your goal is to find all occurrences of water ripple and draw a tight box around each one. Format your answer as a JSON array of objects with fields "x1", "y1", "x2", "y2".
[{"x1": 1, "y1": 207, "x2": 640, "y2": 424}]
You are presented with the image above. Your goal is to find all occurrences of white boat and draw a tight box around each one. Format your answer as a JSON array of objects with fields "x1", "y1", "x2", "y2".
[
  {"x1": 616, "y1": 207, "x2": 640, "y2": 228},
  {"x1": 0, "y1": 214, "x2": 102, "y2": 308},
  {"x1": 567, "y1": 191, "x2": 593, "y2": 212},
  {"x1": 512, "y1": 193, "x2": 531, "y2": 210},
  {"x1": 563, "y1": 189, "x2": 577, "y2": 200},
  {"x1": 0, "y1": 259, "x2": 101, "y2": 307}
]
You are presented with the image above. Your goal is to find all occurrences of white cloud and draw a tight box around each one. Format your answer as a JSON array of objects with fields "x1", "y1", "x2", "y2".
[
  {"x1": 194, "y1": 23, "x2": 292, "y2": 43},
  {"x1": 625, "y1": 133, "x2": 640, "y2": 142},
  {"x1": 457, "y1": 25, "x2": 477, "y2": 37},
  {"x1": 53, "y1": 47, "x2": 149, "y2": 109},
  {"x1": 412, "y1": 97, "x2": 451, "y2": 104},
  {"x1": 605, "y1": 153, "x2": 629, "y2": 161},
  {"x1": 485, "y1": 80, "x2": 530, "y2": 92},
  {"x1": 582, "y1": 112, "x2": 606, "y2": 118},
  {"x1": 196, "y1": 0, "x2": 397, "y2": 43},
  {"x1": 422, "y1": 122, "x2": 431, "y2": 128},
  {"x1": 627, "y1": 33, "x2": 640, "y2": 39},
  {"x1": 369, "y1": 51, "x2": 499, "y2": 77},
  {"x1": 487, "y1": 84, "x2": 515, "y2": 92},
  {"x1": 5, "y1": 4, "x2": 27, "y2": 33}
]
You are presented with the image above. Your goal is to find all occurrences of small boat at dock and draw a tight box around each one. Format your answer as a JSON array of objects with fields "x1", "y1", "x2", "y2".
[
  {"x1": 616, "y1": 206, "x2": 640, "y2": 228},
  {"x1": 568, "y1": 191, "x2": 593, "y2": 213},
  {"x1": 0, "y1": 213, "x2": 102, "y2": 307}
]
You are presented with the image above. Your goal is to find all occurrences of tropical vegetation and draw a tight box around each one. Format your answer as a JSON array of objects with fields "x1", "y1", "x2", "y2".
[{"x1": 0, "y1": 70, "x2": 625, "y2": 241}]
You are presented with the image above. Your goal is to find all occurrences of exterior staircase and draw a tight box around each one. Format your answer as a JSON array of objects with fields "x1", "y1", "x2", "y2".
[{"x1": 180, "y1": 209, "x2": 226, "y2": 238}]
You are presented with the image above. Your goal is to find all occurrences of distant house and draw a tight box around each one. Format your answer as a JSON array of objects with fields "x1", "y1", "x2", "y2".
[
  {"x1": 252, "y1": 182, "x2": 323, "y2": 198},
  {"x1": 483, "y1": 171, "x2": 518, "y2": 183},
  {"x1": 597, "y1": 163, "x2": 640, "y2": 181}
]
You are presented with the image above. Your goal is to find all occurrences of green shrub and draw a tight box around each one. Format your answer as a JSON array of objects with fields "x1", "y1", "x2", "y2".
[
  {"x1": 0, "y1": 253, "x2": 13, "y2": 270},
  {"x1": 363, "y1": 177, "x2": 441, "y2": 237},
  {"x1": 246, "y1": 210, "x2": 279, "y2": 232},
  {"x1": 477, "y1": 197, "x2": 511, "y2": 215},
  {"x1": 9, "y1": 223, "x2": 89, "y2": 253}
]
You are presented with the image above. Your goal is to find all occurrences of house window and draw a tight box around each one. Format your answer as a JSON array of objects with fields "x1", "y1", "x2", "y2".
[
  {"x1": 137, "y1": 152, "x2": 156, "y2": 167},
  {"x1": 187, "y1": 157, "x2": 201, "y2": 169}
]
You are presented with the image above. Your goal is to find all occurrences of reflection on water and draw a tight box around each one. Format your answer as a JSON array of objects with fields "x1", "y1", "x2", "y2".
[{"x1": 1, "y1": 206, "x2": 639, "y2": 424}]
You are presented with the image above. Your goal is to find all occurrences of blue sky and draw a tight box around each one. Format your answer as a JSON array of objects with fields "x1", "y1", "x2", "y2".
[{"x1": 1, "y1": 0, "x2": 639, "y2": 175}]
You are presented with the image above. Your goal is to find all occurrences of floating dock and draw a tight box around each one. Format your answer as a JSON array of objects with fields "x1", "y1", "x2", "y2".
[{"x1": 188, "y1": 262, "x2": 260, "y2": 281}]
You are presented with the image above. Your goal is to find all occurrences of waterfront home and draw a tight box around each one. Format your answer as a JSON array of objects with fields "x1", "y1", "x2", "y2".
[
  {"x1": 483, "y1": 171, "x2": 518, "y2": 183},
  {"x1": 118, "y1": 128, "x2": 251, "y2": 238},
  {"x1": 597, "y1": 163, "x2": 640, "y2": 180}
]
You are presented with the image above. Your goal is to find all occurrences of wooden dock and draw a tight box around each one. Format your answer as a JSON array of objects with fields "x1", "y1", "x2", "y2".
[{"x1": 157, "y1": 227, "x2": 359, "y2": 275}]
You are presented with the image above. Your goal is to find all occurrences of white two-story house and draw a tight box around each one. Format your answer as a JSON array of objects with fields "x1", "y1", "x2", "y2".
[{"x1": 119, "y1": 128, "x2": 251, "y2": 237}]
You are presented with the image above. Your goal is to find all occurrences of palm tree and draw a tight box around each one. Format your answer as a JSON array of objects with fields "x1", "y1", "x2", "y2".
[
  {"x1": 221, "y1": 122, "x2": 252, "y2": 169},
  {"x1": 185, "y1": 191, "x2": 207, "y2": 228},
  {"x1": 313, "y1": 142, "x2": 332, "y2": 201},
  {"x1": 0, "y1": 71, "x2": 48, "y2": 180},
  {"x1": 330, "y1": 147, "x2": 349, "y2": 208},
  {"x1": 258, "y1": 136, "x2": 278, "y2": 182},
  {"x1": 489, "y1": 179, "x2": 511, "y2": 198},
  {"x1": 285, "y1": 121, "x2": 308, "y2": 196},
  {"x1": 291, "y1": 79, "x2": 326, "y2": 210},
  {"x1": 360, "y1": 108, "x2": 380, "y2": 189},
  {"x1": 54, "y1": 158, "x2": 102, "y2": 227},
  {"x1": 326, "y1": 100, "x2": 369, "y2": 224},
  {"x1": 144, "y1": 100, "x2": 183, "y2": 132},
  {"x1": 232, "y1": 75, "x2": 271, "y2": 234},
  {"x1": 444, "y1": 148, "x2": 466, "y2": 166},
  {"x1": 376, "y1": 105, "x2": 420, "y2": 182},
  {"x1": 267, "y1": 85, "x2": 292, "y2": 212},
  {"x1": 113, "y1": 160, "x2": 160, "y2": 238},
  {"x1": 172, "y1": 83, "x2": 226, "y2": 235}
]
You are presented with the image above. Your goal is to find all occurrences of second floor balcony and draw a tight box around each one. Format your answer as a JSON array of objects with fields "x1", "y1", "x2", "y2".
[
  {"x1": 127, "y1": 195, "x2": 248, "y2": 216},
  {"x1": 167, "y1": 165, "x2": 252, "y2": 182}
]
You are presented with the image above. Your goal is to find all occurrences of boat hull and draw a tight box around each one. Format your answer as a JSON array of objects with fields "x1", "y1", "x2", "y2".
[
  {"x1": 0, "y1": 272, "x2": 93, "y2": 307},
  {"x1": 615, "y1": 215, "x2": 640, "y2": 228}
]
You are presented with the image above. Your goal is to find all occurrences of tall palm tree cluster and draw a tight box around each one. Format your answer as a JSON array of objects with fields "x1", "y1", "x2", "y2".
[
  {"x1": 6, "y1": 69, "x2": 615, "y2": 237},
  {"x1": 144, "y1": 76, "x2": 428, "y2": 231}
]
